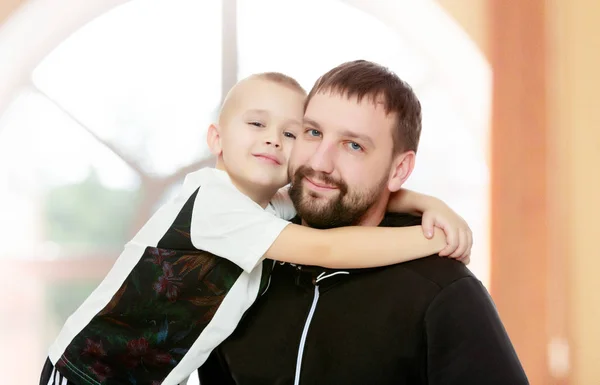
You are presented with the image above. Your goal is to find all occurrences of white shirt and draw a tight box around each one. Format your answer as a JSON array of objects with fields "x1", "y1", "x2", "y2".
[{"x1": 48, "y1": 167, "x2": 295, "y2": 385}]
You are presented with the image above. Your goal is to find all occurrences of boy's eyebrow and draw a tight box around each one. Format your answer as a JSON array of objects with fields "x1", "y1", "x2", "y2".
[
  {"x1": 244, "y1": 109, "x2": 269, "y2": 116},
  {"x1": 246, "y1": 109, "x2": 301, "y2": 124},
  {"x1": 304, "y1": 117, "x2": 375, "y2": 147}
]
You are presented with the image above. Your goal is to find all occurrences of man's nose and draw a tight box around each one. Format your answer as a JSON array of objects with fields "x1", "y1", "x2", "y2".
[{"x1": 308, "y1": 141, "x2": 335, "y2": 174}]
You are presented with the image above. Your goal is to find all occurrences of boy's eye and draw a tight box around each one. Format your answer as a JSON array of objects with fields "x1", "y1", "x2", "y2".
[
  {"x1": 283, "y1": 131, "x2": 297, "y2": 139},
  {"x1": 305, "y1": 128, "x2": 322, "y2": 138},
  {"x1": 248, "y1": 121, "x2": 265, "y2": 128}
]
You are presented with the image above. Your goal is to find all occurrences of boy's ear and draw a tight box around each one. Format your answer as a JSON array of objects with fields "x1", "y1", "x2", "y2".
[
  {"x1": 206, "y1": 123, "x2": 222, "y2": 156},
  {"x1": 388, "y1": 151, "x2": 416, "y2": 192}
]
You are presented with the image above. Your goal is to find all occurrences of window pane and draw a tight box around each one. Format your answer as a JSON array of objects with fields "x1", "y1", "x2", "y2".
[
  {"x1": 237, "y1": 0, "x2": 431, "y2": 90},
  {"x1": 0, "y1": 88, "x2": 140, "y2": 256},
  {"x1": 32, "y1": 0, "x2": 222, "y2": 177}
]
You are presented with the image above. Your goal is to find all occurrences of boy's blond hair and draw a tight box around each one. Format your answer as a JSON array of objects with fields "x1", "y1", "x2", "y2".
[
  {"x1": 252, "y1": 72, "x2": 307, "y2": 96},
  {"x1": 219, "y1": 72, "x2": 306, "y2": 123}
]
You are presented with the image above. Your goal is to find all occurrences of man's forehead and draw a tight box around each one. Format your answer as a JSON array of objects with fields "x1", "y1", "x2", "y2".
[
  {"x1": 304, "y1": 93, "x2": 391, "y2": 124},
  {"x1": 303, "y1": 92, "x2": 395, "y2": 143}
]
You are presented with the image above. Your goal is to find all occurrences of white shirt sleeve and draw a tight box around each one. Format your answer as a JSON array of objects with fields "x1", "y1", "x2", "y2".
[
  {"x1": 269, "y1": 186, "x2": 297, "y2": 220},
  {"x1": 128, "y1": 168, "x2": 214, "y2": 246},
  {"x1": 190, "y1": 174, "x2": 291, "y2": 273}
]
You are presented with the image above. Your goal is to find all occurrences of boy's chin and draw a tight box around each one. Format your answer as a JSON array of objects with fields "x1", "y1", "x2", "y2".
[{"x1": 246, "y1": 175, "x2": 288, "y2": 190}]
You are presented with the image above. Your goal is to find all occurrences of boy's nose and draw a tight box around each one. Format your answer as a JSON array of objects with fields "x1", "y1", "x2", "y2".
[{"x1": 266, "y1": 141, "x2": 280, "y2": 148}]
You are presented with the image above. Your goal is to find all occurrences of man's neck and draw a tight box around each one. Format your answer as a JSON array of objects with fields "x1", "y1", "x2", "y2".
[{"x1": 356, "y1": 196, "x2": 388, "y2": 226}]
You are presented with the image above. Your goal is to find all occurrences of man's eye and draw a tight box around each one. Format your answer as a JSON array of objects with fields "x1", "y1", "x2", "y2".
[
  {"x1": 348, "y1": 142, "x2": 363, "y2": 151},
  {"x1": 248, "y1": 121, "x2": 265, "y2": 127},
  {"x1": 283, "y1": 131, "x2": 297, "y2": 139},
  {"x1": 306, "y1": 129, "x2": 322, "y2": 137}
]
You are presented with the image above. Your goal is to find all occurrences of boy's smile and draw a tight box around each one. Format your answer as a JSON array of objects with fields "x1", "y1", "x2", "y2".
[{"x1": 252, "y1": 152, "x2": 283, "y2": 166}]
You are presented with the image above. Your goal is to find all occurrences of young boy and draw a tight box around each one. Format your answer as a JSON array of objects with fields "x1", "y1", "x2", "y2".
[{"x1": 40, "y1": 73, "x2": 471, "y2": 385}]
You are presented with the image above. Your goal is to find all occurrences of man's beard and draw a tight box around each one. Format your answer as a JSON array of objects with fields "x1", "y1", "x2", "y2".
[{"x1": 288, "y1": 165, "x2": 388, "y2": 229}]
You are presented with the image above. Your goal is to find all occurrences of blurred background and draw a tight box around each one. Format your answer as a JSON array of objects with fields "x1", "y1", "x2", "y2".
[{"x1": 0, "y1": 0, "x2": 598, "y2": 384}]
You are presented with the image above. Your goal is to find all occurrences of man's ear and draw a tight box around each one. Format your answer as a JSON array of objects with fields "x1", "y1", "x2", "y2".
[
  {"x1": 206, "y1": 123, "x2": 222, "y2": 156},
  {"x1": 388, "y1": 151, "x2": 416, "y2": 192}
]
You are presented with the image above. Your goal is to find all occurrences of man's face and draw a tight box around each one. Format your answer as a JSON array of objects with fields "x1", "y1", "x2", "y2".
[{"x1": 288, "y1": 91, "x2": 399, "y2": 228}]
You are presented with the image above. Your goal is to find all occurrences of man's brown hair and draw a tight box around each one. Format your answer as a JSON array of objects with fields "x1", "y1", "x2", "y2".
[{"x1": 305, "y1": 60, "x2": 422, "y2": 153}]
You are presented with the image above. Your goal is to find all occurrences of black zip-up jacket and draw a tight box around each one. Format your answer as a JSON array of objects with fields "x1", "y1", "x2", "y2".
[{"x1": 199, "y1": 214, "x2": 529, "y2": 384}]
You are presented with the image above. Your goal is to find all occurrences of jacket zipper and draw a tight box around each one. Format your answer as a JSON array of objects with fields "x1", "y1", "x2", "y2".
[{"x1": 293, "y1": 285, "x2": 320, "y2": 385}]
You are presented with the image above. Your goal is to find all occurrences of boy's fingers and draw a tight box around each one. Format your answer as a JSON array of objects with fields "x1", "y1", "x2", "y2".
[
  {"x1": 458, "y1": 253, "x2": 471, "y2": 265},
  {"x1": 468, "y1": 229, "x2": 473, "y2": 249},
  {"x1": 439, "y1": 229, "x2": 457, "y2": 257},
  {"x1": 450, "y1": 230, "x2": 468, "y2": 259},
  {"x1": 421, "y1": 213, "x2": 435, "y2": 238}
]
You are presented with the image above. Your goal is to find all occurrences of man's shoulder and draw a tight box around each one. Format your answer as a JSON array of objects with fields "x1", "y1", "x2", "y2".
[
  {"x1": 380, "y1": 213, "x2": 476, "y2": 289},
  {"x1": 389, "y1": 255, "x2": 476, "y2": 290}
]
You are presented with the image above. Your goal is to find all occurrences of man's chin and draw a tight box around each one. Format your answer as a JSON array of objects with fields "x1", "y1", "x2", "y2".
[
  {"x1": 301, "y1": 191, "x2": 339, "y2": 210},
  {"x1": 297, "y1": 190, "x2": 325, "y2": 207},
  {"x1": 298, "y1": 211, "x2": 336, "y2": 229},
  {"x1": 295, "y1": 197, "x2": 337, "y2": 226}
]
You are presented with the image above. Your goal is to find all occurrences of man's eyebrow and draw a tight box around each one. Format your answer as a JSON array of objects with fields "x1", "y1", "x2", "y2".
[
  {"x1": 304, "y1": 117, "x2": 375, "y2": 147},
  {"x1": 284, "y1": 118, "x2": 302, "y2": 127},
  {"x1": 339, "y1": 130, "x2": 375, "y2": 148},
  {"x1": 303, "y1": 117, "x2": 321, "y2": 129}
]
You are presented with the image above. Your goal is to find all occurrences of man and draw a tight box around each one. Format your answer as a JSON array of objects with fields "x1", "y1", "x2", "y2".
[{"x1": 198, "y1": 60, "x2": 528, "y2": 384}]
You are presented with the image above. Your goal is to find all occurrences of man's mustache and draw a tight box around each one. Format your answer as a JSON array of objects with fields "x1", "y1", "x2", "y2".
[{"x1": 293, "y1": 165, "x2": 347, "y2": 195}]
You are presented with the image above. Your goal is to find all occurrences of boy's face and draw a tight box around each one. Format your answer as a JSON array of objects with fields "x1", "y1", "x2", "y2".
[{"x1": 217, "y1": 79, "x2": 304, "y2": 192}]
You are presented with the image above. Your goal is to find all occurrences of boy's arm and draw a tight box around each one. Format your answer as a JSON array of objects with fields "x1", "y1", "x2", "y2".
[
  {"x1": 264, "y1": 223, "x2": 447, "y2": 269},
  {"x1": 192, "y1": 180, "x2": 451, "y2": 274},
  {"x1": 388, "y1": 188, "x2": 472, "y2": 261},
  {"x1": 265, "y1": 186, "x2": 447, "y2": 268}
]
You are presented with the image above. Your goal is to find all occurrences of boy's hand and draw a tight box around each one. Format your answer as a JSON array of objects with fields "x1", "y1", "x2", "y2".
[{"x1": 422, "y1": 198, "x2": 472, "y2": 263}]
